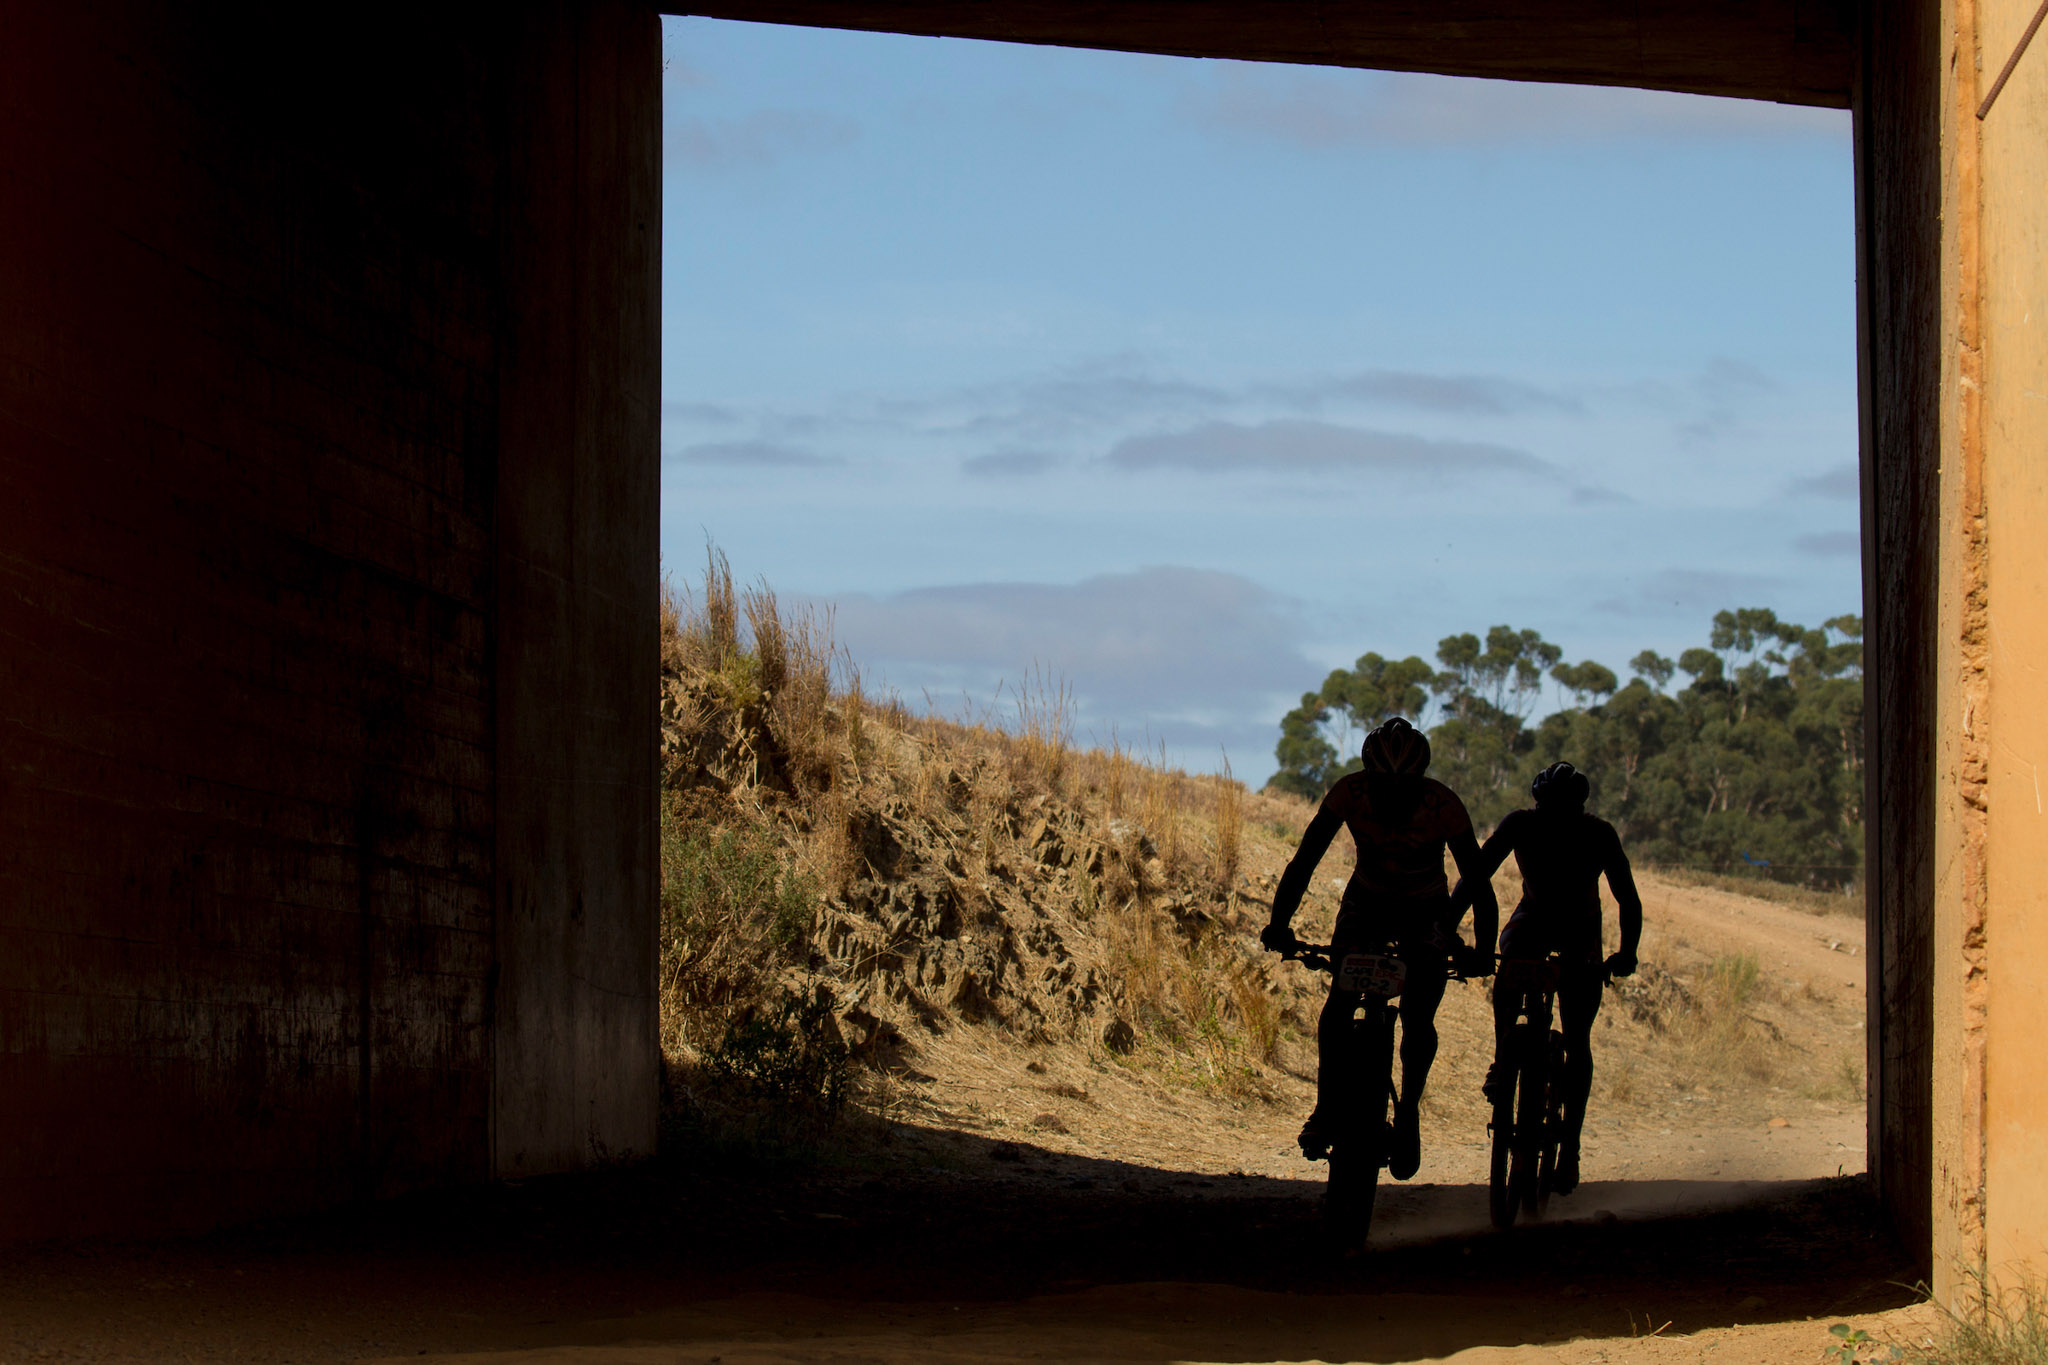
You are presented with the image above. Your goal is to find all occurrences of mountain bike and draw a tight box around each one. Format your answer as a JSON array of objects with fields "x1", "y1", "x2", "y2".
[
  {"x1": 1285, "y1": 940, "x2": 1456, "y2": 1247},
  {"x1": 1487, "y1": 954, "x2": 1569, "y2": 1230}
]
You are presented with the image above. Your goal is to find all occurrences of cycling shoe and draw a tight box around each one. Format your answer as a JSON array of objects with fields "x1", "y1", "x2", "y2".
[
  {"x1": 1297, "y1": 1114, "x2": 1332, "y2": 1162},
  {"x1": 1551, "y1": 1142, "x2": 1581, "y2": 1195},
  {"x1": 1387, "y1": 1101, "x2": 1421, "y2": 1180}
]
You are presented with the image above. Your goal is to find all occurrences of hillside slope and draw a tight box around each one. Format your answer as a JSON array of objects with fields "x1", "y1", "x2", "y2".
[{"x1": 658, "y1": 562, "x2": 1867, "y2": 1196}]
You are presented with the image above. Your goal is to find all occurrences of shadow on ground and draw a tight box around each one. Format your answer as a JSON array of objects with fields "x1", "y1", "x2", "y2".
[{"x1": 0, "y1": 1120, "x2": 1917, "y2": 1364}]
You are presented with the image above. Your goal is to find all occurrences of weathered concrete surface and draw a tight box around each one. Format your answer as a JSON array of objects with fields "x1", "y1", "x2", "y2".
[
  {"x1": 0, "y1": 0, "x2": 2037, "y2": 1273},
  {"x1": 1856, "y1": 0, "x2": 2048, "y2": 1295},
  {"x1": 493, "y1": 1, "x2": 663, "y2": 1176},
  {"x1": 1857, "y1": 0, "x2": 1944, "y2": 1278},
  {"x1": 670, "y1": 0, "x2": 1856, "y2": 107},
  {"x1": 1973, "y1": 0, "x2": 2048, "y2": 1285},
  {"x1": 0, "y1": 1, "x2": 658, "y2": 1236}
]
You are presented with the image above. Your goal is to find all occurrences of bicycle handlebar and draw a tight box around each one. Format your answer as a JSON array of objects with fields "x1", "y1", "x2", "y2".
[{"x1": 1279, "y1": 940, "x2": 1494, "y2": 984}]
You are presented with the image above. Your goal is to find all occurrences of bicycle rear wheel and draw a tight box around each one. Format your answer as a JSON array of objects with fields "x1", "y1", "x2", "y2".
[
  {"x1": 1512, "y1": 1028, "x2": 1548, "y2": 1219},
  {"x1": 1535, "y1": 1029, "x2": 1567, "y2": 1206}
]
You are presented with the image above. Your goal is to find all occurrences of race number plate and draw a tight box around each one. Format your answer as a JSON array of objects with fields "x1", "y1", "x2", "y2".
[{"x1": 1337, "y1": 952, "x2": 1407, "y2": 998}]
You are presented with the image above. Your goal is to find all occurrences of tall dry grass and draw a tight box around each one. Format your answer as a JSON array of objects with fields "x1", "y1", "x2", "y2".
[
  {"x1": 660, "y1": 551, "x2": 1282, "y2": 1105},
  {"x1": 1212, "y1": 753, "x2": 1243, "y2": 894},
  {"x1": 1007, "y1": 664, "x2": 1073, "y2": 794},
  {"x1": 1610, "y1": 950, "x2": 1781, "y2": 1088}
]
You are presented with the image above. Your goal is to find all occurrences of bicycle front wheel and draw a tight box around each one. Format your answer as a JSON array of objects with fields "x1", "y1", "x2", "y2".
[
  {"x1": 1324, "y1": 1013, "x2": 1394, "y2": 1248},
  {"x1": 1487, "y1": 1064, "x2": 1518, "y2": 1230}
]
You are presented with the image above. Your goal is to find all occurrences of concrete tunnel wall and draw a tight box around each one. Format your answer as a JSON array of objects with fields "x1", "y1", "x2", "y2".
[
  {"x1": 0, "y1": 1, "x2": 660, "y2": 1235},
  {"x1": 4, "y1": 0, "x2": 2045, "y2": 1287}
]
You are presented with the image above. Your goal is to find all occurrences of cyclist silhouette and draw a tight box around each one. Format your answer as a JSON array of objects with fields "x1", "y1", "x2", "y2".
[
  {"x1": 1449, "y1": 760, "x2": 1642, "y2": 1195},
  {"x1": 1261, "y1": 718, "x2": 1497, "y2": 1180}
]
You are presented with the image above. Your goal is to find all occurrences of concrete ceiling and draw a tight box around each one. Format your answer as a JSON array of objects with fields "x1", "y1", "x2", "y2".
[{"x1": 664, "y1": 1, "x2": 1855, "y2": 108}]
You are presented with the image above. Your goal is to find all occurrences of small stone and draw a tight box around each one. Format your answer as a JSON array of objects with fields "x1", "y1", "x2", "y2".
[
  {"x1": 1739, "y1": 1295, "x2": 1767, "y2": 1311},
  {"x1": 1769, "y1": 1117, "x2": 1791, "y2": 1128}
]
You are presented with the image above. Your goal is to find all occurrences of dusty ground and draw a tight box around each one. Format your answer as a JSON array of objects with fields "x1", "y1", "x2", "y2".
[
  {"x1": 0, "y1": 1154, "x2": 1921, "y2": 1365},
  {"x1": 0, "y1": 872, "x2": 1919, "y2": 1365},
  {"x1": 883, "y1": 864, "x2": 1871, "y2": 1193}
]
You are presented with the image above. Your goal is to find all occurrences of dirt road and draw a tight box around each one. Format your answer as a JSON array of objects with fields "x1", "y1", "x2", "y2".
[
  {"x1": 0, "y1": 875, "x2": 1910, "y2": 1363},
  {"x1": 0, "y1": 1151, "x2": 1918, "y2": 1365}
]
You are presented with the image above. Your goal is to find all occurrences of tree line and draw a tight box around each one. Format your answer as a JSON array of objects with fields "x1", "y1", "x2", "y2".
[{"x1": 1270, "y1": 608, "x2": 1864, "y2": 886}]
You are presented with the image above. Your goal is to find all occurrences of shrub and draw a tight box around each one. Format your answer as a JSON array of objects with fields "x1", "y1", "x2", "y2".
[{"x1": 703, "y1": 986, "x2": 853, "y2": 1117}]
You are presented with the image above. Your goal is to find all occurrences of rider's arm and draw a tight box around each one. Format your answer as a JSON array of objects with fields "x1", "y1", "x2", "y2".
[
  {"x1": 1447, "y1": 813, "x2": 1516, "y2": 914},
  {"x1": 1604, "y1": 825, "x2": 1644, "y2": 963},
  {"x1": 1448, "y1": 823, "x2": 1501, "y2": 954},
  {"x1": 1268, "y1": 796, "x2": 1345, "y2": 935}
]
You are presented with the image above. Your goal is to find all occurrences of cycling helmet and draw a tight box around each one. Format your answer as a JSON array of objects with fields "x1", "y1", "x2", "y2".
[
  {"x1": 1531, "y1": 761, "x2": 1590, "y2": 809},
  {"x1": 1360, "y1": 717, "x2": 1431, "y2": 775}
]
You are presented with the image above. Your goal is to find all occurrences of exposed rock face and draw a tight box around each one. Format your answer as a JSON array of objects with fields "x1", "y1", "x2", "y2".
[{"x1": 810, "y1": 793, "x2": 1114, "y2": 1050}]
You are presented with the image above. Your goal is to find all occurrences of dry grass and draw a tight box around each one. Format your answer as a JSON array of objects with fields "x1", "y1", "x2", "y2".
[
  {"x1": 1849, "y1": 1272, "x2": 2048, "y2": 1365},
  {"x1": 1653, "y1": 866, "x2": 1865, "y2": 918},
  {"x1": 659, "y1": 553, "x2": 1274, "y2": 1115},
  {"x1": 1609, "y1": 950, "x2": 1780, "y2": 1088},
  {"x1": 1006, "y1": 664, "x2": 1073, "y2": 795},
  {"x1": 1211, "y1": 754, "x2": 1243, "y2": 894}
]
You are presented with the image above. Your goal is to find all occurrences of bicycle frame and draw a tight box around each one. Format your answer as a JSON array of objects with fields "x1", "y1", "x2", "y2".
[{"x1": 1285, "y1": 941, "x2": 1426, "y2": 1247}]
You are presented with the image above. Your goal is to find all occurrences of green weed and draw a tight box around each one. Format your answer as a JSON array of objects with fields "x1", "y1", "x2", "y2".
[{"x1": 704, "y1": 986, "x2": 853, "y2": 1117}]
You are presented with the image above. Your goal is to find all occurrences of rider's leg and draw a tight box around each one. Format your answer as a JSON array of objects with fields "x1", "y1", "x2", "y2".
[
  {"x1": 1388, "y1": 962, "x2": 1446, "y2": 1179},
  {"x1": 1484, "y1": 978, "x2": 1518, "y2": 1103},
  {"x1": 1396, "y1": 963, "x2": 1447, "y2": 1105},
  {"x1": 1553, "y1": 970, "x2": 1604, "y2": 1192},
  {"x1": 1486, "y1": 915, "x2": 1540, "y2": 1104}
]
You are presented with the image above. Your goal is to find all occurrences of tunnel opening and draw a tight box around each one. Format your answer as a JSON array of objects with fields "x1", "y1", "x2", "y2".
[
  {"x1": 650, "y1": 10, "x2": 1876, "y2": 1270},
  {"x1": 11, "y1": 0, "x2": 2020, "y2": 1354}
]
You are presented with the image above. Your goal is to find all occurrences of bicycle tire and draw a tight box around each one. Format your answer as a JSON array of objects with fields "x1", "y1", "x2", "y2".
[
  {"x1": 1323, "y1": 1011, "x2": 1393, "y2": 1247},
  {"x1": 1487, "y1": 1062, "x2": 1518, "y2": 1230},
  {"x1": 1513, "y1": 1026, "x2": 1547, "y2": 1218},
  {"x1": 1535, "y1": 1029, "x2": 1567, "y2": 1205}
]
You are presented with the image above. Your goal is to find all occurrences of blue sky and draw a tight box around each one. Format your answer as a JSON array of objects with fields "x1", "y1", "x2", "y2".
[{"x1": 658, "y1": 17, "x2": 1860, "y2": 783}]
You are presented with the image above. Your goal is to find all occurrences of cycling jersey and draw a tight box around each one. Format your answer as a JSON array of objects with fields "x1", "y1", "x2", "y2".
[
  {"x1": 1273, "y1": 774, "x2": 1477, "y2": 940},
  {"x1": 1478, "y1": 807, "x2": 1641, "y2": 964}
]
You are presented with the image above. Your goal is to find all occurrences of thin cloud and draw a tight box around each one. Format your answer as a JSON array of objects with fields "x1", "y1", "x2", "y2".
[
  {"x1": 1101, "y1": 419, "x2": 1554, "y2": 478},
  {"x1": 949, "y1": 364, "x2": 1233, "y2": 442},
  {"x1": 1796, "y1": 530, "x2": 1861, "y2": 556},
  {"x1": 962, "y1": 451, "x2": 1062, "y2": 477},
  {"x1": 1680, "y1": 356, "x2": 1781, "y2": 446},
  {"x1": 825, "y1": 567, "x2": 1317, "y2": 713},
  {"x1": 1272, "y1": 369, "x2": 1583, "y2": 416},
  {"x1": 1593, "y1": 567, "x2": 1786, "y2": 617},
  {"x1": 1789, "y1": 463, "x2": 1860, "y2": 498},
  {"x1": 666, "y1": 110, "x2": 859, "y2": 169},
  {"x1": 667, "y1": 440, "x2": 841, "y2": 468},
  {"x1": 663, "y1": 400, "x2": 741, "y2": 424},
  {"x1": 674, "y1": 359, "x2": 1589, "y2": 452},
  {"x1": 1570, "y1": 485, "x2": 1635, "y2": 506},
  {"x1": 1184, "y1": 66, "x2": 1848, "y2": 149}
]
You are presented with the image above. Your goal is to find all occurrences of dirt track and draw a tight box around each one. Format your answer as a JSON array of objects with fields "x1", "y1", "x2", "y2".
[
  {"x1": 0, "y1": 1148, "x2": 1919, "y2": 1365},
  {"x1": 0, "y1": 874, "x2": 1911, "y2": 1363}
]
